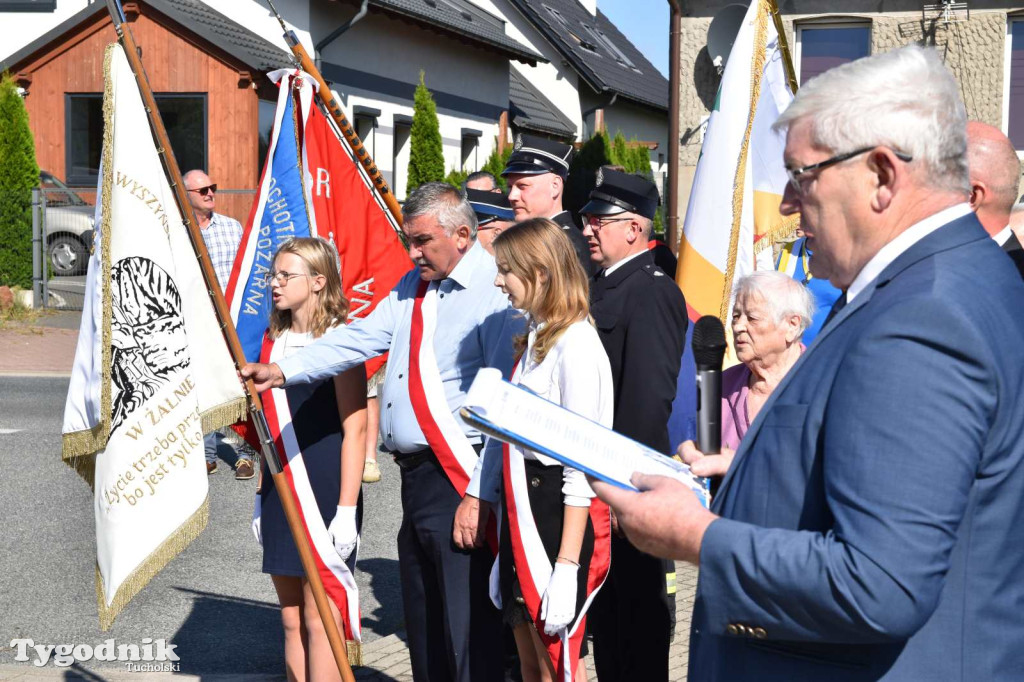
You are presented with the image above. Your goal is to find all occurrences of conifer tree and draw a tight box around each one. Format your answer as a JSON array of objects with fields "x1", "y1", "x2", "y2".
[
  {"x1": 480, "y1": 143, "x2": 512, "y2": 191},
  {"x1": 564, "y1": 132, "x2": 611, "y2": 216},
  {"x1": 0, "y1": 73, "x2": 39, "y2": 289},
  {"x1": 407, "y1": 72, "x2": 445, "y2": 191}
]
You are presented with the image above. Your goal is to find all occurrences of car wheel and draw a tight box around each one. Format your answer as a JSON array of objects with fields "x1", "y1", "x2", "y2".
[{"x1": 48, "y1": 235, "x2": 87, "y2": 276}]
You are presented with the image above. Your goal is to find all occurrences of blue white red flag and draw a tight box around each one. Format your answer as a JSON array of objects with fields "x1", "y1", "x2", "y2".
[{"x1": 225, "y1": 70, "x2": 317, "y2": 362}]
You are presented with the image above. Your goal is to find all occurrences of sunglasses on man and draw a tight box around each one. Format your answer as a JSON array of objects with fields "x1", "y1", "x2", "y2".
[{"x1": 187, "y1": 184, "x2": 218, "y2": 196}]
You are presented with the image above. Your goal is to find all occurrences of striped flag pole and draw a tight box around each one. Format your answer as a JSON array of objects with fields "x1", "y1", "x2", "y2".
[{"x1": 675, "y1": 0, "x2": 798, "y2": 327}]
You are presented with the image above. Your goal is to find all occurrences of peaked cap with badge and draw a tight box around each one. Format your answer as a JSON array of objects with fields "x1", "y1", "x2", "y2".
[
  {"x1": 502, "y1": 133, "x2": 574, "y2": 179},
  {"x1": 466, "y1": 188, "x2": 515, "y2": 225},
  {"x1": 580, "y1": 167, "x2": 661, "y2": 220}
]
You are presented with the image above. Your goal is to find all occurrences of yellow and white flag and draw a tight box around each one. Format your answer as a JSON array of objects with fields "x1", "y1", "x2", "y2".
[
  {"x1": 676, "y1": 0, "x2": 796, "y2": 324},
  {"x1": 61, "y1": 43, "x2": 246, "y2": 629}
]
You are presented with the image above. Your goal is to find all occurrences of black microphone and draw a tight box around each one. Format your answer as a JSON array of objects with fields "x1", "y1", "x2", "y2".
[{"x1": 692, "y1": 315, "x2": 728, "y2": 456}]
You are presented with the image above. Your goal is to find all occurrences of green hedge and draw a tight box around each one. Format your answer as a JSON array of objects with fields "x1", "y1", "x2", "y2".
[
  {"x1": 565, "y1": 130, "x2": 664, "y2": 237},
  {"x1": 0, "y1": 73, "x2": 39, "y2": 288}
]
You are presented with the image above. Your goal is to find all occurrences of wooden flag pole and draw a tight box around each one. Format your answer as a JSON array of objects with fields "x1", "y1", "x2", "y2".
[
  {"x1": 103, "y1": 2, "x2": 356, "y2": 679},
  {"x1": 265, "y1": 0, "x2": 404, "y2": 227}
]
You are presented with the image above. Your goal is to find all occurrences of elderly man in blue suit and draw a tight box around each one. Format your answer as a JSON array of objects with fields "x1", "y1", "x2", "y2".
[{"x1": 594, "y1": 45, "x2": 1024, "y2": 681}]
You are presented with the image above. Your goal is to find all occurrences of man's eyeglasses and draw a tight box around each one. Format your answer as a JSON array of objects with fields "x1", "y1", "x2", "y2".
[
  {"x1": 785, "y1": 147, "x2": 912, "y2": 195},
  {"x1": 585, "y1": 215, "x2": 632, "y2": 230},
  {"x1": 187, "y1": 184, "x2": 218, "y2": 196},
  {"x1": 263, "y1": 270, "x2": 313, "y2": 285}
]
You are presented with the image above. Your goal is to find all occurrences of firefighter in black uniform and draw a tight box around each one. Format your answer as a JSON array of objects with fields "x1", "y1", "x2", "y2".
[
  {"x1": 501, "y1": 133, "x2": 598, "y2": 277},
  {"x1": 580, "y1": 168, "x2": 688, "y2": 681}
]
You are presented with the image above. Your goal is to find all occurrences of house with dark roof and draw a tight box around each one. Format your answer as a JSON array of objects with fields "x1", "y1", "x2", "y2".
[
  {"x1": 303, "y1": 0, "x2": 544, "y2": 198},
  {"x1": 1, "y1": 0, "x2": 547, "y2": 203},
  {"x1": 1, "y1": 0, "x2": 295, "y2": 221},
  {"x1": 479, "y1": 0, "x2": 670, "y2": 179},
  {"x1": 3, "y1": 0, "x2": 665, "y2": 204}
]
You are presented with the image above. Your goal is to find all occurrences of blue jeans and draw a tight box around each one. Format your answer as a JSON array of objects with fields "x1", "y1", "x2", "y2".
[{"x1": 204, "y1": 430, "x2": 242, "y2": 464}]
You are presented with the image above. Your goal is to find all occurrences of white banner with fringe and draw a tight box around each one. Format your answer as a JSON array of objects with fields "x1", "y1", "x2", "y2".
[{"x1": 61, "y1": 42, "x2": 246, "y2": 629}]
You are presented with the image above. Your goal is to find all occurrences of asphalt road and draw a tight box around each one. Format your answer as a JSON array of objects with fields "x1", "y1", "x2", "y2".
[{"x1": 0, "y1": 376, "x2": 405, "y2": 676}]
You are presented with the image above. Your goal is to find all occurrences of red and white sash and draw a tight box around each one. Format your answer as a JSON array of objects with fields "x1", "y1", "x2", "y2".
[
  {"x1": 408, "y1": 279, "x2": 479, "y2": 496},
  {"x1": 259, "y1": 333, "x2": 361, "y2": 644},
  {"x1": 501, "y1": 359, "x2": 612, "y2": 681}
]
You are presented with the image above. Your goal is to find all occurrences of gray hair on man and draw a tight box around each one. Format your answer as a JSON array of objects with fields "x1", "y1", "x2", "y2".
[
  {"x1": 402, "y1": 181, "x2": 478, "y2": 239},
  {"x1": 637, "y1": 215, "x2": 653, "y2": 239},
  {"x1": 733, "y1": 270, "x2": 815, "y2": 333},
  {"x1": 774, "y1": 45, "x2": 969, "y2": 195}
]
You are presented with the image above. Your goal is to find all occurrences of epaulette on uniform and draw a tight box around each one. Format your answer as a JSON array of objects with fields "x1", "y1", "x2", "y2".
[{"x1": 642, "y1": 263, "x2": 667, "y2": 278}]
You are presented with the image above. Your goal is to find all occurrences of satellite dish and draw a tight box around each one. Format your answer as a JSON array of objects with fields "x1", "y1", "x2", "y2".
[{"x1": 707, "y1": 4, "x2": 749, "y2": 73}]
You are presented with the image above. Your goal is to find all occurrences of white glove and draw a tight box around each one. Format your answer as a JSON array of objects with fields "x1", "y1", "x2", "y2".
[
  {"x1": 328, "y1": 505, "x2": 359, "y2": 561},
  {"x1": 540, "y1": 561, "x2": 579, "y2": 636},
  {"x1": 252, "y1": 495, "x2": 262, "y2": 546}
]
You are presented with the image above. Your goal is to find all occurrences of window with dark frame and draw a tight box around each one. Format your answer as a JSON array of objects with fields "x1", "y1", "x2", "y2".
[
  {"x1": 461, "y1": 133, "x2": 480, "y2": 172},
  {"x1": 797, "y1": 24, "x2": 871, "y2": 85},
  {"x1": 354, "y1": 114, "x2": 377, "y2": 158},
  {"x1": 1008, "y1": 19, "x2": 1024, "y2": 150},
  {"x1": 393, "y1": 117, "x2": 412, "y2": 201},
  {"x1": 65, "y1": 93, "x2": 207, "y2": 185}
]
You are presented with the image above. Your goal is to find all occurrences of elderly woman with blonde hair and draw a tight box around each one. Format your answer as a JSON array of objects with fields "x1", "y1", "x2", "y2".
[{"x1": 680, "y1": 270, "x2": 815, "y2": 477}]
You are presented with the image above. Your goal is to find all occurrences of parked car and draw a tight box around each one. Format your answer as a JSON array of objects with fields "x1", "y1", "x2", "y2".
[{"x1": 40, "y1": 171, "x2": 94, "y2": 276}]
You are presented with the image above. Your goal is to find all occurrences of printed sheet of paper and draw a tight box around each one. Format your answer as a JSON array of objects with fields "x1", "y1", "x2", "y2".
[{"x1": 462, "y1": 369, "x2": 709, "y2": 507}]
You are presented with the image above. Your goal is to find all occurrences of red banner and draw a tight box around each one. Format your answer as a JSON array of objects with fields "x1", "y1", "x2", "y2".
[{"x1": 304, "y1": 103, "x2": 410, "y2": 380}]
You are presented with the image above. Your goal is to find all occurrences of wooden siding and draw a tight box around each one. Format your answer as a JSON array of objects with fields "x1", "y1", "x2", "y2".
[{"x1": 16, "y1": 8, "x2": 260, "y2": 223}]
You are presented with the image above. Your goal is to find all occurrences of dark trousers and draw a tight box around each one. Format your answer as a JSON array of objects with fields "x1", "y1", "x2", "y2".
[
  {"x1": 590, "y1": 535, "x2": 674, "y2": 680},
  {"x1": 397, "y1": 456, "x2": 502, "y2": 682}
]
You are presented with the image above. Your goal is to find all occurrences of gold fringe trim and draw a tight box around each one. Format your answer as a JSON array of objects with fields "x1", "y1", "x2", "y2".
[
  {"x1": 754, "y1": 214, "x2": 801, "y2": 256},
  {"x1": 292, "y1": 82, "x2": 315, "y2": 237},
  {"x1": 347, "y1": 640, "x2": 362, "y2": 667},
  {"x1": 63, "y1": 423, "x2": 106, "y2": 460},
  {"x1": 720, "y1": 0, "x2": 770, "y2": 324},
  {"x1": 63, "y1": 44, "x2": 117, "y2": 489},
  {"x1": 200, "y1": 397, "x2": 248, "y2": 435},
  {"x1": 62, "y1": 445, "x2": 98, "y2": 489},
  {"x1": 97, "y1": 495, "x2": 210, "y2": 631},
  {"x1": 99, "y1": 43, "x2": 116, "y2": 450}
]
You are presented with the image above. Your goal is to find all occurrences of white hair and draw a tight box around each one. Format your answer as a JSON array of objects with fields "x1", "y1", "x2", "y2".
[
  {"x1": 774, "y1": 45, "x2": 968, "y2": 195},
  {"x1": 733, "y1": 270, "x2": 815, "y2": 333}
]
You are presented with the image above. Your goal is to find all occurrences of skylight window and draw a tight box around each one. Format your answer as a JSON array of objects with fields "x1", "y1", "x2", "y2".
[{"x1": 584, "y1": 24, "x2": 641, "y2": 72}]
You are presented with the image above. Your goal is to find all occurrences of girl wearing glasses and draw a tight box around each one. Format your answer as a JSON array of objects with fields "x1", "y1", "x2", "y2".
[
  {"x1": 489, "y1": 218, "x2": 613, "y2": 682},
  {"x1": 252, "y1": 237, "x2": 367, "y2": 681}
]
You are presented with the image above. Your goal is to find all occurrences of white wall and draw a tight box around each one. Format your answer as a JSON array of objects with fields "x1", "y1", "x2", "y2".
[
  {"x1": 202, "y1": 0, "x2": 313, "y2": 55},
  {"x1": 0, "y1": 0, "x2": 90, "y2": 62},
  {"x1": 469, "y1": 0, "x2": 584, "y2": 140},
  {"x1": 580, "y1": 89, "x2": 669, "y2": 188},
  {"x1": 0, "y1": 0, "x2": 315, "y2": 63},
  {"x1": 316, "y1": 12, "x2": 508, "y2": 199}
]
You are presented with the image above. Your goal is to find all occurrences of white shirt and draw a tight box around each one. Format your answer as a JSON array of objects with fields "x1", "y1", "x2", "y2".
[
  {"x1": 993, "y1": 225, "x2": 1013, "y2": 247},
  {"x1": 603, "y1": 248, "x2": 648, "y2": 277},
  {"x1": 472, "y1": 318, "x2": 614, "y2": 507},
  {"x1": 847, "y1": 203, "x2": 972, "y2": 303}
]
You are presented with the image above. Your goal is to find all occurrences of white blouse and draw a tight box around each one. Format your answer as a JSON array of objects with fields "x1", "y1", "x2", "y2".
[{"x1": 513, "y1": 318, "x2": 614, "y2": 507}]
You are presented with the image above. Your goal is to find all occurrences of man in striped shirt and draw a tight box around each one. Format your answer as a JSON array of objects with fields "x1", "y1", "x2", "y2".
[{"x1": 184, "y1": 169, "x2": 252, "y2": 480}]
